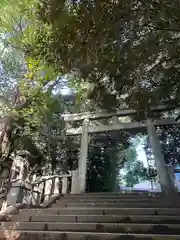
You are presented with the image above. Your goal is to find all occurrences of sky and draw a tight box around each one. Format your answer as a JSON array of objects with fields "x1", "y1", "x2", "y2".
[
  {"x1": 60, "y1": 86, "x2": 72, "y2": 95},
  {"x1": 136, "y1": 144, "x2": 148, "y2": 167}
]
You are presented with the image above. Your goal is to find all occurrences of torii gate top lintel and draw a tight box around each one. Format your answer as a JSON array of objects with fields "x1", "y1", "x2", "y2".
[
  {"x1": 63, "y1": 105, "x2": 178, "y2": 136},
  {"x1": 62, "y1": 105, "x2": 175, "y2": 122}
]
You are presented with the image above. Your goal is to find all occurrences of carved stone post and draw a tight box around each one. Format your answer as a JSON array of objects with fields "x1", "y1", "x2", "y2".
[
  {"x1": 62, "y1": 176, "x2": 68, "y2": 194},
  {"x1": 54, "y1": 177, "x2": 60, "y2": 195},
  {"x1": 147, "y1": 119, "x2": 176, "y2": 196},
  {"x1": 77, "y1": 118, "x2": 89, "y2": 193},
  {"x1": 19, "y1": 162, "x2": 25, "y2": 180},
  {"x1": 71, "y1": 169, "x2": 79, "y2": 194},
  {"x1": 44, "y1": 179, "x2": 53, "y2": 201}
]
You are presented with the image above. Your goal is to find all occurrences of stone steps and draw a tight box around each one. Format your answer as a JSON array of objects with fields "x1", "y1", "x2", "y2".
[
  {"x1": 61, "y1": 193, "x2": 162, "y2": 198},
  {"x1": 51, "y1": 196, "x2": 179, "y2": 208},
  {"x1": 65, "y1": 192, "x2": 162, "y2": 195},
  {"x1": 0, "y1": 231, "x2": 180, "y2": 240},
  {"x1": 18, "y1": 207, "x2": 180, "y2": 215},
  {"x1": 12, "y1": 214, "x2": 180, "y2": 224},
  {"x1": 55, "y1": 198, "x2": 167, "y2": 203},
  {"x1": 1, "y1": 222, "x2": 180, "y2": 234},
  {"x1": 51, "y1": 202, "x2": 180, "y2": 208},
  {"x1": 3, "y1": 192, "x2": 180, "y2": 239}
]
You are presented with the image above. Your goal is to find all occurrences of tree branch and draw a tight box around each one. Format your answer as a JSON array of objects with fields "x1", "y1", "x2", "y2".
[{"x1": 154, "y1": 26, "x2": 180, "y2": 32}]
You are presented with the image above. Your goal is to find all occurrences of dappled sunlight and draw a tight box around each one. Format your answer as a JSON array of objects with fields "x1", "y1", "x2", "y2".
[
  {"x1": 0, "y1": 0, "x2": 180, "y2": 238},
  {"x1": 0, "y1": 221, "x2": 21, "y2": 240}
]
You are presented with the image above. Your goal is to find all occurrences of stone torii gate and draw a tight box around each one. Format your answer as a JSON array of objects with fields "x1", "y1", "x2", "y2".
[{"x1": 63, "y1": 105, "x2": 179, "y2": 195}]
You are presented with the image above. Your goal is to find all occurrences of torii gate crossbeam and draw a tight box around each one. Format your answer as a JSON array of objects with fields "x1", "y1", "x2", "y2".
[
  {"x1": 66, "y1": 118, "x2": 178, "y2": 136},
  {"x1": 62, "y1": 105, "x2": 175, "y2": 122}
]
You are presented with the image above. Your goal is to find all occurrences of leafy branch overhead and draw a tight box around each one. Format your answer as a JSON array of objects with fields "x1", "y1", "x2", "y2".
[
  {"x1": 2, "y1": 0, "x2": 180, "y2": 111},
  {"x1": 20, "y1": 0, "x2": 180, "y2": 112},
  {"x1": 0, "y1": 1, "x2": 65, "y2": 167},
  {"x1": 0, "y1": 0, "x2": 180, "y2": 191}
]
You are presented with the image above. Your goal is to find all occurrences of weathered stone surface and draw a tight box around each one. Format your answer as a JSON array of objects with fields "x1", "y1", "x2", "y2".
[
  {"x1": 3, "y1": 192, "x2": 180, "y2": 239},
  {"x1": 12, "y1": 214, "x2": 180, "y2": 224},
  {"x1": 0, "y1": 231, "x2": 180, "y2": 240},
  {"x1": 1, "y1": 222, "x2": 180, "y2": 234},
  {"x1": 0, "y1": 203, "x2": 31, "y2": 221},
  {"x1": 58, "y1": 193, "x2": 162, "y2": 199},
  {"x1": 52, "y1": 202, "x2": 180, "y2": 208},
  {"x1": 61, "y1": 198, "x2": 163, "y2": 202},
  {"x1": 18, "y1": 207, "x2": 180, "y2": 216}
]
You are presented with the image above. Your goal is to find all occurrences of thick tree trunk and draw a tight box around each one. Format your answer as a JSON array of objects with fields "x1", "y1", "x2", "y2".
[{"x1": 147, "y1": 119, "x2": 176, "y2": 196}]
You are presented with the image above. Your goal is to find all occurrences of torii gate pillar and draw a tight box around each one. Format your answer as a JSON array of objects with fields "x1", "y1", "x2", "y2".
[
  {"x1": 77, "y1": 118, "x2": 89, "y2": 193},
  {"x1": 147, "y1": 119, "x2": 176, "y2": 195}
]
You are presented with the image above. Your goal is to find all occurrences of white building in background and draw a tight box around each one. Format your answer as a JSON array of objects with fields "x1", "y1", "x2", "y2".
[
  {"x1": 119, "y1": 138, "x2": 166, "y2": 192},
  {"x1": 134, "y1": 180, "x2": 155, "y2": 191},
  {"x1": 174, "y1": 163, "x2": 180, "y2": 191},
  {"x1": 121, "y1": 163, "x2": 180, "y2": 192},
  {"x1": 134, "y1": 180, "x2": 161, "y2": 192}
]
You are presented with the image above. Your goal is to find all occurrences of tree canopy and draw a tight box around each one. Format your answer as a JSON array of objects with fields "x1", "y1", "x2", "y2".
[
  {"x1": 17, "y1": 0, "x2": 180, "y2": 112},
  {"x1": 1, "y1": 0, "x2": 180, "y2": 112},
  {"x1": 0, "y1": 0, "x2": 180, "y2": 192}
]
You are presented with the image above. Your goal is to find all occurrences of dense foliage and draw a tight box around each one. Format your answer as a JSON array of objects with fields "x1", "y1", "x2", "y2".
[
  {"x1": 87, "y1": 131, "x2": 129, "y2": 192},
  {"x1": 0, "y1": 0, "x2": 180, "y2": 191},
  {"x1": 22, "y1": 0, "x2": 180, "y2": 112}
]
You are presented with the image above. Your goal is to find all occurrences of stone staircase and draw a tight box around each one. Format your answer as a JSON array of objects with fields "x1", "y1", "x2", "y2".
[{"x1": 1, "y1": 192, "x2": 180, "y2": 239}]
